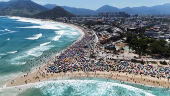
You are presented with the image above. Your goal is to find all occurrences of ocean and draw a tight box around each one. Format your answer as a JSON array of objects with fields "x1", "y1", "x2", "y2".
[
  {"x1": 0, "y1": 16, "x2": 169, "y2": 96},
  {"x1": 0, "y1": 78, "x2": 169, "y2": 96},
  {"x1": 0, "y1": 16, "x2": 81, "y2": 86}
]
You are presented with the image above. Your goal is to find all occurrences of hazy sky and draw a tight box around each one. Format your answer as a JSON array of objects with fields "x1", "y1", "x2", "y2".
[{"x1": 1, "y1": 0, "x2": 170, "y2": 10}]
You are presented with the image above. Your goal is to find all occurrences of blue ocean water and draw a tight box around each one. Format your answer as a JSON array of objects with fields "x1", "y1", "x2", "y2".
[
  {"x1": 0, "y1": 16, "x2": 81, "y2": 86},
  {"x1": 0, "y1": 78, "x2": 169, "y2": 96}
]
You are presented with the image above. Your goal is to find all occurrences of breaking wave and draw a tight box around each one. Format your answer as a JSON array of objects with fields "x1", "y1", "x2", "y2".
[
  {"x1": 0, "y1": 31, "x2": 17, "y2": 36},
  {"x1": 7, "y1": 51, "x2": 17, "y2": 54},
  {"x1": 40, "y1": 41, "x2": 51, "y2": 47},
  {"x1": 5, "y1": 38, "x2": 10, "y2": 41},
  {"x1": 25, "y1": 33, "x2": 42, "y2": 40},
  {"x1": 1, "y1": 79, "x2": 165, "y2": 96},
  {"x1": 0, "y1": 53, "x2": 7, "y2": 56},
  {"x1": 53, "y1": 30, "x2": 65, "y2": 41}
]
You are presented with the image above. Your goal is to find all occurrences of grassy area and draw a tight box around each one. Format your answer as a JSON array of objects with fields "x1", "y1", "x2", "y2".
[
  {"x1": 160, "y1": 61, "x2": 168, "y2": 65},
  {"x1": 149, "y1": 61, "x2": 157, "y2": 64}
]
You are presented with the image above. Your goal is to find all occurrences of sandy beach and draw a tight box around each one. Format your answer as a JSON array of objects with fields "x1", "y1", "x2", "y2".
[
  {"x1": 5, "y1": 19, "x2": 170, "y2": 89},
  {"x1": 6, "y1": 70, "x2": 170, "y2": 88}
]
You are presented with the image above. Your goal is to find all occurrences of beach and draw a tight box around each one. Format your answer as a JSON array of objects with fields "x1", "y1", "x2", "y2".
[
  {"x1": 6, "y1": 71, "x2": 170, "y2": 88},
  {"x1": 4, "y1": 18, "x2": 170, "y2": 90}
]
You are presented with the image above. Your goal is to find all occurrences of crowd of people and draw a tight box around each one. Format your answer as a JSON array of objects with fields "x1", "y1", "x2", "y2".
[{"x1": 46, "y1": 28, "x2": 170, "y2": 81}]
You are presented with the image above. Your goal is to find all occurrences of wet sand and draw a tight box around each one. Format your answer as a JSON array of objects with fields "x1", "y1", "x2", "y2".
[{"x1": 6, "y1": 70, "x2": 170, "y2": 88}]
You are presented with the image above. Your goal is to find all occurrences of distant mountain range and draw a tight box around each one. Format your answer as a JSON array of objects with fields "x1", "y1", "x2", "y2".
[
  {"x1": 43, "y1": 4, "x2": 57, "y2": 10},
  {"x1": 1, "y1": 0, "x2": 170, "y2": 17},
  {"x1": 33, "y1": 6, "x2": 75, "y2": 19},
  {"x1": 43, "y1": 4, "x2": 170, "y2": 15},
  {"x1": 43, "y1": 4, "x2": 95, "y2": 15}
]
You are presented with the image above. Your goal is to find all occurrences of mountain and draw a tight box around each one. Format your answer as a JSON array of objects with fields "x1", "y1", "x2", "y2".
[
  {"x1": 61, "y1": 6, "x2": 95, "y2": 15},
  {"x1": 43, "y1": 4, "x2": 57, "y2": 9},
  {"x1": 96, "y1": 4, "x2": 170, "y2": 15},
  {"x1": 150, "y1": 3, "x2": 170, "y2": 14},
  {"x1": 120, "y1": 7, "x2": 137, "y2": 14},
  {"x1": 96, "y1": 5, "x2": 119, "y2": 13},
  {"x1": 0, "y1": 0, "x2": 48, "y2": 17},
  {"x1": 33, "y1": 6, "x2": 75, "y2": 19},
  {"x1": 42, "y1": 3, "x2": 170, "y2": 15},
  {"x1": 131, "y1": 6, "x2": 160, "y2": 14},
  {"x1": 1, "y1": 1, "x2": 170, "y2": 17},
  {"x1": 0, "y1": 0, "x2": 16, "y2": 9},
  {"x1": 43, "y1": 4, "x2": 95, "y2": 15}
]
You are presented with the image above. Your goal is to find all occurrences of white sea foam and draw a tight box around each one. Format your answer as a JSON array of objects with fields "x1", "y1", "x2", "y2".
[
  {"x1": 9, "y1": 17, "x2": 43, "y2": 24},
  {"x1": 40, "y1": 41, "x2": 51, "y2": 47},
  {"x1": 65, "y1": 31, "x2": 79, "y2": 36},
  {"x1": 53, "y1": 36, "x2": 61, "y2": 41},
  {"x1": 25, "y1": 33, "x2": 42, "y2": 40},
  {"x1": 30, "y1": 58, "x2": 35, "y2": 60},
  {"x1": 5, "y1": 38, "x2": 10, "y2": 41},
  {"x1": 0, "y1": 80, "x2": 37, "y2": 96},
  {"x1": 4, "y1": 29, "x2": 10, "y2": 31},
  {"x1": 11, "y1": 62, "x2": 26, "y2": 65},
  {"x1": 31, "y1": 80, "x2": 155, "y2": 96},
  {"x1": 9, "y1": 17, "x2": 75, "y2": 31},
  {"x1": 0, "y1": 53, "x2": 7, "y2": 56},
  {"x1": 7, "y1": 51, "x2": 17, "y2": 54},
  {"x1": 18, "y1": 24, "x2": 60, "y2": 30},
  {"x1": 53, "y1": 30, "x2": 65, "y2": 41},
  {"x1": 11, "y1": 44, "x2": 54, "y2": 64},
  {"x1": 55, "y1": 30, "x2": 64, "y2": 35},
  {"x1": 0, "y1": 29, "x2": 11, "y2": 32},
  {"x1": 12, "y1": 17, "x2": 64, "y2": 30},
  {"x1": 27, "y1": 45, "x2": 54, "y2": 57},
  {"x1": 0, "y1": 79, "x2": 163, "y2": 96},
  {"x1": 0, "y1": 73, "x2": 22, "y2": 86},
  {"x1": 0, "y1": 31, "x2": 17, "y2": 36}
]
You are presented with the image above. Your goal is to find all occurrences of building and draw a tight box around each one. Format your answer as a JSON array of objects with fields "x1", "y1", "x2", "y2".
[{"x1": 98, "y1": 12, "x2": 130, "y2": 17}]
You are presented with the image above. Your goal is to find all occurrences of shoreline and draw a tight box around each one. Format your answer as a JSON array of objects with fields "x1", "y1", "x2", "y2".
[
  {"x1": 4, "y1": 16, "x2": 85, "y2": 87},
  {"x1": 6, "y1": 71, "x2": 170, "y2": 88},
  {"x1": 4, "y1": 16, "x2": 170, "y2": 89}
]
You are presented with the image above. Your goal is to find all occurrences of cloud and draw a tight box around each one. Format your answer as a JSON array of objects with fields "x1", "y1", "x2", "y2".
[
  {"x1": 161, "y1": 3, "x2": 164, "y2": 5},
  {"x1": 123, "y1": 2, "x2": 125, "y2": 3}
]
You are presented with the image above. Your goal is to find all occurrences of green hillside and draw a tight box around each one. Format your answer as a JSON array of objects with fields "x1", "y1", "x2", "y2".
[
  {"x1": 0, "y1": 0, "x2": 48, "y2": 17},
  {"x1": 33, "y1": 6, "x2": 75, "y2": 19}
]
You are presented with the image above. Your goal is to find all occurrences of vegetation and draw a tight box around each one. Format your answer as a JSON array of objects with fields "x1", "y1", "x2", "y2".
[
  {"x1": 125, "y1": 28, "x2": 170, "y2": 58},
  {"x1": 90, "y1": 53, "x2": 96, "y2": 58},
  {"x1": 131, "y1": 59, "x2": 144, "y2": 64},
  {"x1": 149, "y1": 61, "x2": 157, "y2": 64},
  {"x1": 33, "y1": 6, "x2": 75, "y2": 20},
  {"x1": 160, "y1": 61, "x2": 168, "y2": 65},
  {"x1": 131, "y1": 59, "x2": 137, "y2": 62},
  {"x1": 0, "y1": 0, "x2": 48, "y2": 17}
]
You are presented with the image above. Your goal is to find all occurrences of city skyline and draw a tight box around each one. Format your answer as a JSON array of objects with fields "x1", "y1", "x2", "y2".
[{"x1": 1, "y1": 0, "x2": 170, "y2": 10}]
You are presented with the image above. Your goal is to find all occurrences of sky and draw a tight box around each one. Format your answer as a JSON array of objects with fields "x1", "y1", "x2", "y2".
[{"x1": 1, "y1": 0, "x2": 170, "y2": 10}]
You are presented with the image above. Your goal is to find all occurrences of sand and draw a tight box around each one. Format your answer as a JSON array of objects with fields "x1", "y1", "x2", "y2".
[{"x1": 6, "y1": 70, "x2": 170, "y2": 88}]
